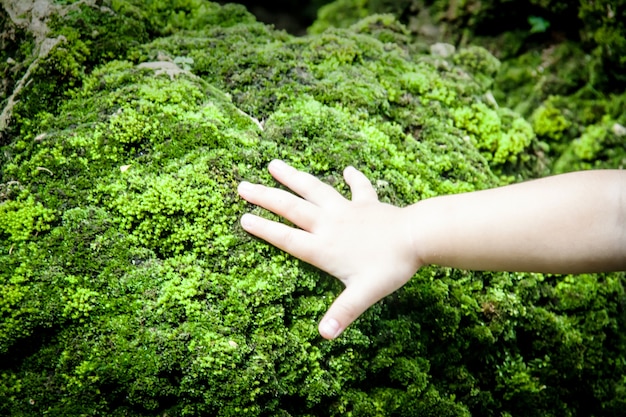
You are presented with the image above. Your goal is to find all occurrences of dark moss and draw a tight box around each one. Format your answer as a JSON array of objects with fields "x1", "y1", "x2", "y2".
[{"x1": 0, "y1": 8, "x2": 35, "y2": 114}]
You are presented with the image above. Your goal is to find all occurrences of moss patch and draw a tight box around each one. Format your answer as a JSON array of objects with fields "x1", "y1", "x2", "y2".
[{"x1": 1, "y1": 1, "x2": 625, "y2": 416}]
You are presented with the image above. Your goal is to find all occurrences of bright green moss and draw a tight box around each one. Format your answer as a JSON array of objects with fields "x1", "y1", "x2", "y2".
[
  {"x1": 451, "y1": 102, "x2": 534, "y2": 166},
  {"x1": 97, "y1": 153, "x2": 243, "y2": 257},
  {"x1": 531, "y1": 102, "x2": 572, "y2": 141},
  {"x1": 0, "y1": 194, "x2": 55, "y2": 243},
  {"x1": 131, "y1": 8, "x2": 539, "y2": 174},
  {"x1": 496, "y1": 109, "x2": 536, "y2": 165},
  {"x1": 572, "y1": 122, "x2": 610, "y2": 162},
  {"x1": 554, "y1": 116, "x2": 626, "y2": 173},
  {"x1": 61, "y1": 276, "x2": 100, "y2": 322}
]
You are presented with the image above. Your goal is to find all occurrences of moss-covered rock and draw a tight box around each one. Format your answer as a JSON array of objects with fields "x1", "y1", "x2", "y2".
[
  {"x1": 311, "y1": 0, "x2": 626, "y2": 174},
  {"x1": 311, "y1": 0, "x2": 626, "y2": 77},
  {"x1": 0, "y1": 1, "x2": 624, "y2": 416}
]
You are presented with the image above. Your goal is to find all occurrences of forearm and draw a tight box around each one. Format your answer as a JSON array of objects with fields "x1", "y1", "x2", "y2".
[{"x1": 409, "y1": 170, "x2": 626, "y2": 274}]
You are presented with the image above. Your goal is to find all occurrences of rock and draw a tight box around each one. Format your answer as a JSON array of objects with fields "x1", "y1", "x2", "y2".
[{"x1": 430, "y1": 42, "x2": 455, "y2": 58}]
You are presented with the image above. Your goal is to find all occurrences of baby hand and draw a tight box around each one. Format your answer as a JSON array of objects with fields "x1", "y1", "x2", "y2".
[{"x1": 238, "y1": 160, "x2": 421, "y2": 339}]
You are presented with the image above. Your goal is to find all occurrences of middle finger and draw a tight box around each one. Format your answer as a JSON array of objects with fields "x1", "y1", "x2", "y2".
[{"x1": 268, "y1": 160, "x2": 345, "y2": 208}]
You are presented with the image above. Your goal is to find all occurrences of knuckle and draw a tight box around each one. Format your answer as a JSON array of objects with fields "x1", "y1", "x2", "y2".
[
  {"x1": 281, "y1": 227, "x2": 297, "y2": 249},
  {"x1": 332, "y1": 301, "x2": 361, "y2": 325}
]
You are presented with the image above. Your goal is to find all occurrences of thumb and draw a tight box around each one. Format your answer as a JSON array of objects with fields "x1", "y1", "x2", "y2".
[
  {"x1": 318, "y1": 286, "x2": 379, "y2": 340},
  {"x1": 343, "y1": 166, "x2": 378, "y2": 203}
]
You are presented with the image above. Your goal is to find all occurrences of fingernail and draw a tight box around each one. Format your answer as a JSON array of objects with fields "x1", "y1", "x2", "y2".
[
  {"x1": 319, "y1": 318, "x2": 341, "y2": 339},
  {"x1": 269, "y1": 159, "x2": 287, "y2": 173},
  {"x1": 240, "y1": 213, "x2": 254, "y2": 229},
  {"x1": 238, "y1": 181, "x2": 253, "y2": 196}
]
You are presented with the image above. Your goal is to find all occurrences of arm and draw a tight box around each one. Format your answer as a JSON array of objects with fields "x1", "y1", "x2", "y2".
[
  {"x1": 238, "y1": 160, "x2": 626, "y2": 339},
  {"x1": 412, "y1": 169, "x2": 626, "y2": 274}
]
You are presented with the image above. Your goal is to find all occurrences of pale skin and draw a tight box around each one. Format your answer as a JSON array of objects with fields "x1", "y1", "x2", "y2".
[{"x1": 237, "y1": 159, "x2": 626, "y2": 340}]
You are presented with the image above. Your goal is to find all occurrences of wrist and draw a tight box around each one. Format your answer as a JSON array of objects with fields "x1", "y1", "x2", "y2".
[{"x1": 403, "y1": 197, "x2": 443, "y2": 269}]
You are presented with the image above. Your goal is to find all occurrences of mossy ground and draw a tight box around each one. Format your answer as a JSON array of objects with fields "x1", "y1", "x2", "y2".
[{"x1": 0, "y1": 1, "x2": 625, "y2": 416}]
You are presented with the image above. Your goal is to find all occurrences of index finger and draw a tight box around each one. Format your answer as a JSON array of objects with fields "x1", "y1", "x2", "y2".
[{"x1": 268, "y1": 160, "x2": 345, "y2": 207}]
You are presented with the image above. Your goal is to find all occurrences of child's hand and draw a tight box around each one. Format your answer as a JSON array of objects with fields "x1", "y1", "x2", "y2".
[
  {"x1": 239, "y1": 162, "x2": 626, "y2": 339},
  {"x1": 238, "y1": 160, "x2": 421, "y2": 339}
]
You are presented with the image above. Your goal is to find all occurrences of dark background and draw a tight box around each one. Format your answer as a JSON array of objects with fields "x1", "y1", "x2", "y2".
[{"x1": 219, "y1": 0, "x2": 333, "y2": 34}]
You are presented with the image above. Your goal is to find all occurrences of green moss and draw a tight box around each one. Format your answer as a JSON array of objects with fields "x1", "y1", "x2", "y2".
[
  {"x1": 61, "y1": 276, "x2": 100, "y2": 322},
  {"x1": 308, "y1": 0, "x2": 370, "y2": 34},
  {"x1": 452, "y1": 45, "x2": 501, "y2": 90},
  {"x1": 531, "y1": 102, "x2": 572, "y2": 141},
  {"x1": 312, "y1": 1, "x2": 626, "y2": 174},
  {"x1": 578, "y1": 0, "x2": 626, "y2": 85},
  {"x1": 0, "y1": 2, "x2": 625, "y2": 416},
  {"x1": 493, "y1": 42, "x2": 592, "y2": 118},
  {"x1": 0, "y1": 194, "x2": 55, "y2": 243},
  {"x1": 525, "y1": 91, "x2": 626, "y2": 173},
  {"x1": 348, "y1": 13, "x2": 413, "y2": 46},
  {"x1": 96, "y1": 152, "x2": 243, "y2": 257},
  {"x1": 0, "y1": 8, "x2": 35, "y2": 119},
  {"x1": 451, "y1": 102, "x2": 535, "y2": 166},
  {"x1": 554, "y1": 115, "x2": 626, "y2": 173}
]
